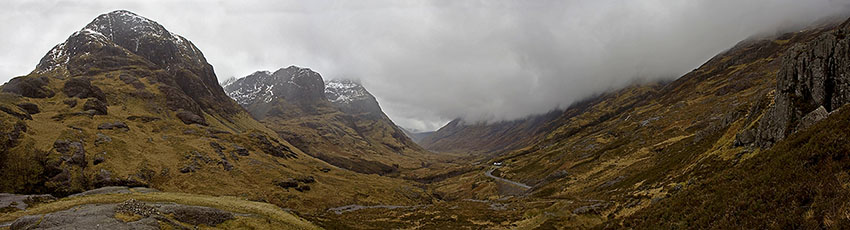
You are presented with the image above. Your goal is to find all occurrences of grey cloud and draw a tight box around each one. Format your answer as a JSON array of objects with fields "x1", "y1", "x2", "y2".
[{"x1": 1, "y1": 0, "x2": 848, "y2": 131}]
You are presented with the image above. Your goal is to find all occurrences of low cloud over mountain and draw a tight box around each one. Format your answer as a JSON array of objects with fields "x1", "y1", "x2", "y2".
[{"x1": 1, "y1": 0, "x2": 849, "y2": 131}]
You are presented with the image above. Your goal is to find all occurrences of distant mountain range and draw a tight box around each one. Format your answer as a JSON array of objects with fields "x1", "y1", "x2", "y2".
[{"x1": 223, "y1": 68, "x2": 431, "y2": 175}]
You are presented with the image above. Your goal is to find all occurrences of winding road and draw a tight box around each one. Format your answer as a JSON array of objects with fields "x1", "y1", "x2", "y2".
[{"x1": 485, "y1": 167, "x2": 532, "y2": 189}]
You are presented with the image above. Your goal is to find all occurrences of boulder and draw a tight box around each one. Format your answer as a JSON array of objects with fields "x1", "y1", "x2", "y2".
[
  {"x1": 176, "y1": 109, "x2": 207, "y2": 126},
  {"x1": 274, "y1": 179, "x2": 299, "y2": 189},
  {"x1": 119, "y1": 73, "x2": 146, "y2": 89},
  {"x1": 795, "y1": 106, "x2": 829, "y2": 132},
  {"x1": 127, "y1": 115, "x2": 160, "y2": 122},
  {"x1": 93, "y1": 152, "x2": 106, "y2": 165},
  {"x1": 295, "y1": 176, "x2": 316, "y2": 184},
  {"x1": 98, "y1": 121, "x2": 129, "y2": 130},
  {"x1": 1, "y1": 76, "x2": 55, "y2": 98},
  {"x1": 733, "y1": 129, "x2": 756, "y2": 147},
  {"x1": 83, "y1": 98, "x2": 108, "y2": 115},
  {"x1": 295, "y1": 185, "x2": 311, "y2": 192},
  {"x1": 63, "y1": 98, "x2": 78, "y2": 108},
  {"x1": 95, "y1": 133, "x2": 112, "y2": 146},
  {"x1": 53, "y1": 139, "x2": 86, "y2": 167},
  {"x1": 62, "y1": 77, "x2": 105, "y2": 101},
  {"x1": 15, "y1": 103, "x2": 39, "y2": 114}
]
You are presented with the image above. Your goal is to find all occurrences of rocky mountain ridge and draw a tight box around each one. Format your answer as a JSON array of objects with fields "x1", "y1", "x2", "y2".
[
  {"x1": 0, "y1": 10, "x2": 431, "y2": 228},
  {"x1": 224, "y1": 68, "x2": 433, "y2": 175}
]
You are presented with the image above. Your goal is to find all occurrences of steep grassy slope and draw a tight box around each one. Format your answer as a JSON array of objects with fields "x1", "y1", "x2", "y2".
[
  {"x1": 609, "y1": 18, "x2": 850, "y2": 229},
  {"x1": 0, "y1": 10, "x2": 430, "y2": 222},
  {"x1": 612, "y1": 103, "x2": 850, "y2": 229},
  {"x1": 424, "y1": 18, "x2": 848, "y2": 229}
]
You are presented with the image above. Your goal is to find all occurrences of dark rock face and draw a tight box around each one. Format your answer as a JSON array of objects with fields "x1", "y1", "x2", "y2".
[
  {"x1": 53, "y1": 139, "x2": 87, "y2": 168},
  {"x1": 755, "y1": 21, "x2": 850, "y2": 147},
  {"x1": 83, "y1": 98, "x2": 108, "y2": 115},
  {"x1": 63, "y1": 77, "x2": 106, "y2": 101},
  {"x1": 0, "y1": 76, "x2": 55, "y2": 98},
  {"x1": 176, "y1": 109, "x2": 207, "y2": 126},
  {"x1": 16, "y1": 103, "x2": 40, "y2": 115}
]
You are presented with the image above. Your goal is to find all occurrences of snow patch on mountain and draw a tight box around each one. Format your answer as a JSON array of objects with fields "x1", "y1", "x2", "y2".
[
  {"x1": 325, "y1": 79, "x2": 370, "y2": 104},
  {"x1": 224, "y1": 66, "x2": 325, "y2": 106}
]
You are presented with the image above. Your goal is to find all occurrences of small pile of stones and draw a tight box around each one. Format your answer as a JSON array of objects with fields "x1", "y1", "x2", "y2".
[{"x1": 115, "y1": 199, "x2": 158, "y2": 217}]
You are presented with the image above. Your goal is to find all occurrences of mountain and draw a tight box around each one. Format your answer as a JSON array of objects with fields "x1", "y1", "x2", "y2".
[
  {"x1": 0, "y1": 10, "x2": 429, "y2": 227},
  {"x1": 615, "y1": 18, "x2": 850, "y2": 229},
  {"x1": 419, "y1": 111, "x2": 563, "y2": 156},
  {"x1": 415, "y1": 17, "x2": 850, "y2": 229},
  {"x1": 224, "y1": 70, "x2": 432, "y2": 175}
]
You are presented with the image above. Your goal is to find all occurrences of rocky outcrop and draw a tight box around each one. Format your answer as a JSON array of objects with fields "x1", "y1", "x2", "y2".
[
  {"x1": 16, "y1": 103, "x2": 39, "y2": 115},
  {"x1": 9, "y1": 198, "x2": 234, "y2": 230},
  {"x1": 754, "y1": 20, "x2": 850, "y2": 147},
  {"x1": 175, "y1": 109, "x2": 207, "y2": 126},
  {"x1": 63, "y1": 77, "x2": 106, "y2": 101},
  {"x1": 796, "y1": 106, "x2": 829, "y2": 131},
  {"x1": 0, "y1": 76, "x2": 55, "y2": 98},
  {"x1": 83, "y1": 98, "x2": 108, "y2": 115},
  {"x1": 97, "y1": 121, "x2": 129, "y2": 130}
]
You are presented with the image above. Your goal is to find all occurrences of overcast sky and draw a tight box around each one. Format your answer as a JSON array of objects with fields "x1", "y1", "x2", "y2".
[{"x1": 1, "y1": 0, "x2": 849, "y2": 131}]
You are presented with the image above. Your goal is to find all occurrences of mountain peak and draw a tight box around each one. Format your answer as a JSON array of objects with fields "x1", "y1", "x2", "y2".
[
  {"x1": 224, "y1": 66, "x2": 325, "y2": 106},
  {"x1": 36, "y1": 10, "x2": 203, "y2": 74},
  {"x1": 81, "y1": 10, "x2": 174, "y2": 42}
]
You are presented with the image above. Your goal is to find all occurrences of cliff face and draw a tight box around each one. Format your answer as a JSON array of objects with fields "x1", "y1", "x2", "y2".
[
  {"x1": 618, "y1": 19, "x2": 850, "y2": 229},
  {"x1": 754, "y1": 20, "x2": 850, "y2": 147}
]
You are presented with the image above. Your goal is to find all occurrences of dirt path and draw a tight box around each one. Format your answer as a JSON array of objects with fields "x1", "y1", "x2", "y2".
[{"x1": 485, "y1": 167, "x2": 531, "y2": 189}]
